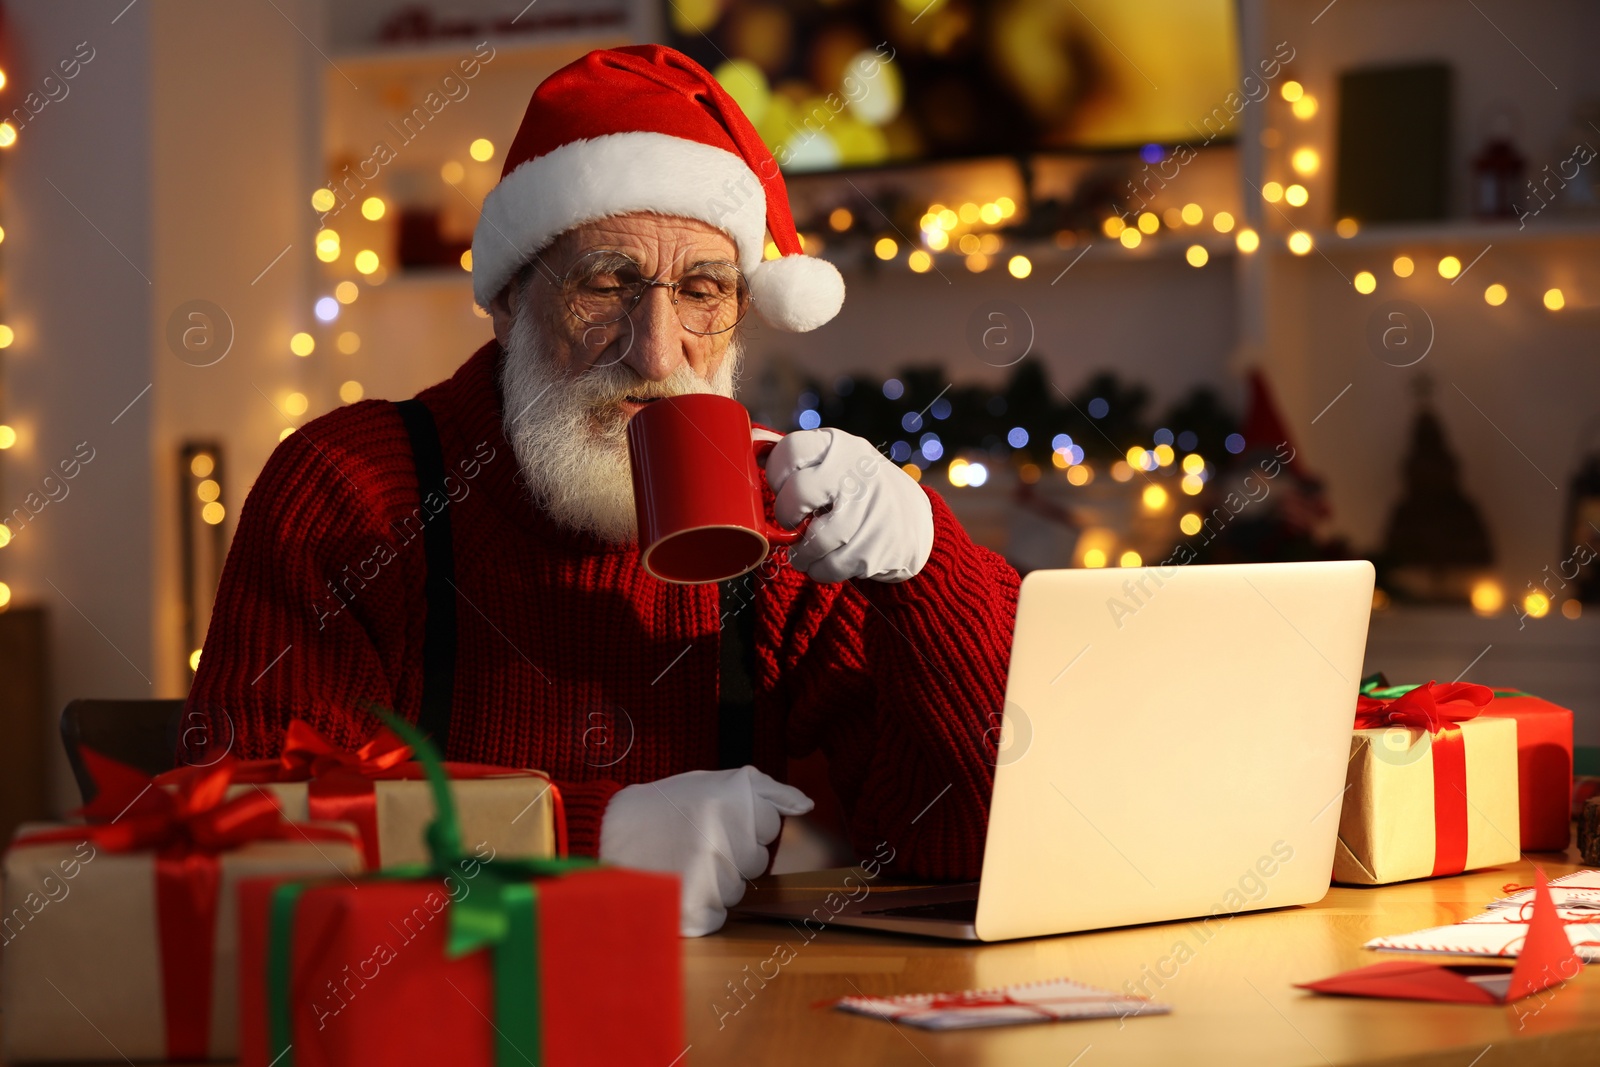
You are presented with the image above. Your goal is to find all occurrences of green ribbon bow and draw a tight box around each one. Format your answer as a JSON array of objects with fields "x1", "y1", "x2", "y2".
[
  {"x1": 266, "y1": 709, "x2": 595, "y2": 1067},
  {"x1": 1359, "y1": 672, "x2": 1531, "y2": 701}
]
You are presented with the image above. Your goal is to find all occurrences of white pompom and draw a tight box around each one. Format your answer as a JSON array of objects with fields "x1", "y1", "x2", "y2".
[{"x1": 749, "y1": 254, "x2": 846, "y2": 333}]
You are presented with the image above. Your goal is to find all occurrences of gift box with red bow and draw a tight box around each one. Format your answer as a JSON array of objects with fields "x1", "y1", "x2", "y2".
[
  {"x1": 0, "y1": 754, "x2": 363, "y2": 1062},
  {"x1": 158, "y1": 720, "x2": 565, "y2": 869},
  {"x1": 1333, "y1": 680, "x2": 1522, "y2": 885},
  {"x1": 1360, "y1": 675, "x2": 1574, "y2": 852},
  {"x1": 237, "y1": 713, "x2": 681, "y2": 1067}
]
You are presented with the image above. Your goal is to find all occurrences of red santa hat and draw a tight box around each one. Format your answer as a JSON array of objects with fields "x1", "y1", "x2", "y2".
[{"x1": 472, "y1": 44, "x2": 846, "y2": 333}]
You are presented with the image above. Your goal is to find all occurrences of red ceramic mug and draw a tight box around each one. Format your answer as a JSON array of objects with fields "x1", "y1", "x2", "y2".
[{"x1": 626, "y1": 393, "x2": 807, "y2": 583}]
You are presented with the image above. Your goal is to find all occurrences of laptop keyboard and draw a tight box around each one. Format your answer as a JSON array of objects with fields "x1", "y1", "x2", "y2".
[{"x1": 859, "y1": 899, "x2": 979, "y2": 923}]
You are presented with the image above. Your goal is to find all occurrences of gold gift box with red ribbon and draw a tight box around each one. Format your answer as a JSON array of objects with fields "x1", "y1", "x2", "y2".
[
  {"x1": 1333, "y1": 681, "x2": 1522, "y2": 885},
  {"x1": 163, "y1": 721, "x2": 565, "y2": 870},
  {"x1": 0, "y1": 754, "x2": 363, "y2": 1063}
]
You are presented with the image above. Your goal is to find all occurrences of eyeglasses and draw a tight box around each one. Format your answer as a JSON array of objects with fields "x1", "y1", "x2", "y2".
[{"x1": 544, "y1": 249, "x2": 751, "y2": 336}]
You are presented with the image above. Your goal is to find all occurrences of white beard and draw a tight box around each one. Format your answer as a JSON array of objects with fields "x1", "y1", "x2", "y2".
[{"x1": 498, "y1": 301, "x2": 742, "y2": 544}]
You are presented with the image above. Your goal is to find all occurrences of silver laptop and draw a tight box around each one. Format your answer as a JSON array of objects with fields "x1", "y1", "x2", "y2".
[{"x1": 734, "y1": 560, "x2": 1375, "y2": 940}]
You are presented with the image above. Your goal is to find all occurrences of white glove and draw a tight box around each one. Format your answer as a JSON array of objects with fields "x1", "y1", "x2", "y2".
[
  {"x1": 599, "y1": 766, "x2": 813, "y2": 937},
  {"x1": 764, "y1": 427, "x2": 935, "y2": 584}
]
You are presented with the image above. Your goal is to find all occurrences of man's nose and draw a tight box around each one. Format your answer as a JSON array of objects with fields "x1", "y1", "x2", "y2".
[{"x1": 621, "y1": 285, "x2": 688, "y2": 382}]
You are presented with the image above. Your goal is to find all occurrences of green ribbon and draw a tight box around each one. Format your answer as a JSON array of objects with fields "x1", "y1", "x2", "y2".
[
  {"x1": 264, "y1": 708, "x2": 594, "y2": 1067},
  {"x1": 1359, "y1": 672, "x2": 1532, "y2": 701}
]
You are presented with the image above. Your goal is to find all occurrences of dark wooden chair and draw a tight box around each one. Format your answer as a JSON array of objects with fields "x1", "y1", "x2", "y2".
[{"x1": 59, "y1": 699, "x2": 187, "y2": 803}]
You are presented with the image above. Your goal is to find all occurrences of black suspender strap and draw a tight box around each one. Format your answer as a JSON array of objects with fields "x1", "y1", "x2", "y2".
[
  {"x1": 394, "y1": 399, "x2": 457, "y2": 755},
  {"x1": 716, "y1": 576, "x2": 758, "y2": 769}
]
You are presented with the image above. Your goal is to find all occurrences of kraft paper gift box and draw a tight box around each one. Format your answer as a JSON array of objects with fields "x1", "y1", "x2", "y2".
[
  {"x1": 1362, "y1": 676, "x2": 1575, "y2": 851},
  {"x1": 0, "y1": 755, "x2": 362, "y2": 1063},
  {"x1": 237, "y1": 715, "x2": 681, "y2": 1067},
  {"x1": 1334, "y1": 681, "x2": 1521, "y2": 885},
  {"x1": 163, "y1": 720, "x2": 565, "y2": 869}
]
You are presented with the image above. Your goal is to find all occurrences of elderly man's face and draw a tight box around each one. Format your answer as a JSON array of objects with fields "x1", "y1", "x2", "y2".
[
  {"x1": 489, "y1": 212, "x2": 746, "y2": 543},
  {"x1": 491, "y1": 212, "x2": 742, "y2": 423}
]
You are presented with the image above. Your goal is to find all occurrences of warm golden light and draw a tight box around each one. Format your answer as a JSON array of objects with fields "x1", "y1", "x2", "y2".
[
  {"x1": 947, "y1": 458, "x2": 971, "y2": 487},
  {"x1": 1154, "y1": 444, "x2": 1175, "y2": 466},
  {"x1": 924, "y1": 229, "x2": 949, "y2": 251},
  {"x1": 278, "y1": 426, "x2": 296, "y2": 442},
  {"x1": 1137, "y1": 212, "x2": 1160, "y2": 235},
  {"x1": 0, "y1": 122, "x2": 18, "y2": 148},
  {"x1": 339, "y1": 380, "x2": 364, "y2": 404},
  {"x1": 460, "y1": 249, "x2": 473, "y2": 271},
  {"x1": 1212, "y1": 211, "x2": 1235, "y2": 234},
  {"x1": 440, "y1": 160, "x2": 465, "y2": 184},
  {"x1": 0, "y1": 582, "x2": 10, "y2": 610},
  {"x1": 189, "y1": 453, "x2": 214, "y2": 478},
  {"x1": 337, "y1": 331, "x2": 361, "y2": 354},
  {"x1": 1067, "y1": 464, "x2": 1091, "y2": 485},
  {"x1": 1354, "y1": 271, "x2": 1376, "y2": 294},
  {"x1": 1007, "y1": 255, "x2": 1032, "y2": 279},
  {"x1": 1336, "y1": 217, "x2": 1360, "y2": 238},
  {"x1": 959, "y1": 233, "x2": 981, "y2": 255},
  {"x1": 997, "y1": 196, "x2": 1016, "y2": 217},
  {"x1": 196, "y1": 479, "x2": 221, "y2": 503},
  {"x1": 354, "y1": 250, "x2": 380, "y2": 275},
  {"x1": 1119, "y1": 550, "x2": 1143, "y2": 568},
  {"x1": 1281, "y1": 80, "x2": 1304, "y2": 102},
  {"x1": 1181, "y1": 473, "x2": 1204, "y2": 495},
  {"x1": 1470, "y1": 580, "x2": 1504, "y2": 616},
  {"x1": 1181, "y1": 203, "x2": 1204, "y2": 225},
  {"x1": 1484, "y1": 283, "x2": 1507, "y2": 306},
  {"x1": 0, "y1": 424, "x2": 15, "y2": 450},
  {"x1": 469, "y1": 138, "x2": 495, "y2": 162},
  {"x1": 1142, "y1": 485, "x2": 1169, "y2": 511},
  {"x1": 1393, "y1": 255, "x2": 1415, "y2": 278},
  {"x1": 315, "y1": 229, "x2": 341, "y2": 263},
  {"x1": 1437, "y1": 255, "x2": 1462, "y2": 279},
  {"x1": 1179, "y1": 513, "x2": 1202, "y2": 535},
  {"x1": 874, "y1": 237, "x2": 897, "y2": 260},
  {"x1": 965, "y1": 252, "x2": 990, "y2": 272},
  {"x1": 1287, "y1": 231, "x2": 1313, "y2": 255},
  {"x1": 1164, "y1": 207, "x2": 1183, "y2": 229},
  {"x1": 1083, "y1": 548, "x2": 1108, "y2": 569},
  {"x1": 0, "y1": 527, "x2": 10, "y2": 549},
  {"x1": 290, "y1": 332, "x2": 315, "y2": 357},
  {"x1": 1284, "y1": 184, "x2": 1309, "y2": 207},
  {"x1": 1182, "y1": 453, "x2": 1205, "y2": 474},
  {"x1": 908, "y1": 249, "x2": 932, "y2": 273},
  {"x1": 1291, "y1": 148, "x2": 1321, "y2": 176},
  {"x1": 830, "y1": 207, "x2": 853, "y2": 231},
  {"x1": 1186, "y1": 244, "x2": 1209, "y2": 267},
  {"x1": 1291, "y1": 94, "x2": 1318, "y2": 120},
  {"x1": 201, "y1": 502, "x2": 226, "y2": 525},
  {"x1": 1103, "y1": 216, "x2": 1126, "y2": 239},
  {"x1": 1262, "y1": 182, "x2": 1284, "y2": 203},
  {"x1": 361, "y1": 197, "x2": 386, "y2": 221},
  {"x1": 335, "y1": 281, "x2": 360, "y2": 304},
  {"x1": 1236, "y1": 228, "x2": 1260, "y2": 253},
  {"x1": 1523, "y1": 592, "x2": 1551, "y2": 619},
  {"x1": 1111, "y1": 461, "x2": 1134, "y2": 482},
  {"x1": 1544, "y1": 288, "x2": 1565, "y2": 311},
  {"x1": 189, "y1": 649, "x2": 202, "y2": 672},
  {"x1": 1119, "y1": 227, "x2": 1142, "y2": 249},
  {"x1": 311, "y1": 188, "x2": 337, "y2": 212},
  {"x1": 980, "y1": 203, "x2": 1003, "y2": 225},
  {"x1": 284, "y1": 392, "x2": 309, "y2": 417}
]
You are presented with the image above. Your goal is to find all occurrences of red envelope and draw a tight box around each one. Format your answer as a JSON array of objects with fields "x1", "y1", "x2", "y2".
[{"x1": 1296, "y1": 870, "x2": 1583, "y2": 1004}]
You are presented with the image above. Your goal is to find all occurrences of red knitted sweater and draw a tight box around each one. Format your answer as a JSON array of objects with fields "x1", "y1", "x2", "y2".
[{"x1": 187, "y1": 340, "x2": 1020, "y2": 877}]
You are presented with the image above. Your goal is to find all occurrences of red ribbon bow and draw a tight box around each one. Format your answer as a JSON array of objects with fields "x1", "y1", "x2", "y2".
[
  {"x1": 1354, "y1": 680, "x2": 1496, "y2": 878},
  {"x1": 15, "y1": 752, "x2": 356, "y2": 1062},
  {"x1": 275, "y1": 719, "x2": 414, "y2": 780}
]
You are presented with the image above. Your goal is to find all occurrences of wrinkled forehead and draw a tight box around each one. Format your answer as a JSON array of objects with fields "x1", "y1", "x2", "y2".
[{"x1": 541, "y1": 212, "x2": 739, "y2": 275}]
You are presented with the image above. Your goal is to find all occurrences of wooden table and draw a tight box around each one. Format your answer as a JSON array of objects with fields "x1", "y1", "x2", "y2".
[{"x1": 686, "y1": 851, "x2": 1600, "y2": 1066}]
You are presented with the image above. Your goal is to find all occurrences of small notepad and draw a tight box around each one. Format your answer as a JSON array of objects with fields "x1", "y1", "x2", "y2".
[{"x1": 834, "y1": 978, "x2": 1170, "y2": 1031}]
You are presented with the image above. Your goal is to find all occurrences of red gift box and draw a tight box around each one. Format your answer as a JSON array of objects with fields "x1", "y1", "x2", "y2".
[
  {"x1": 236, "y1": 710, "x2": 681, "y2": 1067},
  {"x1": 1480, "y1": 692, "x2": 1574, "y2": 851},
  {"x1": 1361, "y1": 677, "x2": 1574, "y2": 852}
]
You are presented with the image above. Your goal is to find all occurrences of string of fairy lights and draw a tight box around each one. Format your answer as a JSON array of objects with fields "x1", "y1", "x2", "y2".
[{"x1": 0, "y1": 56, "x2": 15, "y2": 613}]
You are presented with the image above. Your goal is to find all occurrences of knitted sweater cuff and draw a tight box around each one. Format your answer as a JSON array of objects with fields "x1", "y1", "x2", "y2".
[{"x1": 556, "y1": 778, "x2": 627, "y2": 857}]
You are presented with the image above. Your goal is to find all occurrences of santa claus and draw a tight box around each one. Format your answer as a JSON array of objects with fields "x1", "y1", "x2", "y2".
[{"x1": 189, "y1": 45, "x2": 1019, "y2": 935}]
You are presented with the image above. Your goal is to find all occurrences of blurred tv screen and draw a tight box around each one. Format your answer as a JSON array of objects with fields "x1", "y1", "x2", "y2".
[{"x1": 664, "y1": 0, "x2": 1242, "y2": 173}]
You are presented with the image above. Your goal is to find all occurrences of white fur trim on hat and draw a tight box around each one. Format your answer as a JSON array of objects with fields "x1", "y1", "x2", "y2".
[
  {"x1": 749, "y1": 254, "x2": 846, "y2": 333},
  {"x1": 472, "y1": 130, "x2": 842, "y2": 331}
]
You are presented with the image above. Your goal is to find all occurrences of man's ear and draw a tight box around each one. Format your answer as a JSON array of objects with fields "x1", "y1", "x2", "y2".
[{"x1": 488, "y1": 278, "x2": 518, "y2": 351}]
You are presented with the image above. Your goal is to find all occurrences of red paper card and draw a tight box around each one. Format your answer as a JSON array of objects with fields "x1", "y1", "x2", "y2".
[{"x1": 1297, "y1": 870, "x2": 1583, "y2": 1004}]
